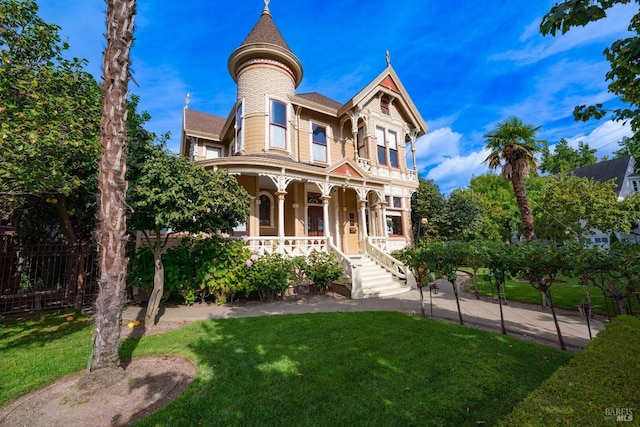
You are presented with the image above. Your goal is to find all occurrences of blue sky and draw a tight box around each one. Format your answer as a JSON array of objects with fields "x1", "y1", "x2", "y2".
[{"x1": 39, "y1": 0, "x2": 635, "y2": 194}]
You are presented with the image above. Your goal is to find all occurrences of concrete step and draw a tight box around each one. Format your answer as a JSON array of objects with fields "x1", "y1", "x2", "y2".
[{"x1": 356, "y1": 255, "x2": 409, "y2": 298}]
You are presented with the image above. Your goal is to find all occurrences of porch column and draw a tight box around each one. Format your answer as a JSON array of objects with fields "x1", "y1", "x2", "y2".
[
  {"x1": 359, "y1": 200, "x2": 368, "y2": 240},
  {"x1": 277, "y1": 191, "x2": 286, "y2": 253},
  {"x1": 322, "y1": 196, "x2": 331, "y2": 238},
  {"x1": 381, "y1": 203, "x2": 389, "y2": 238}
]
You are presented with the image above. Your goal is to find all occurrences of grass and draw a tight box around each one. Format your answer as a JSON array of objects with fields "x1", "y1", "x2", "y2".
[
  {"x1": 1, "y1": 310, "x2": 572, "y2": 426},
  {"x1": 464, "y1": 269, "x2": 610, "y2": 316},
  {"x1": 501, "y1": 315, "x2": 640, "y2": 426}
]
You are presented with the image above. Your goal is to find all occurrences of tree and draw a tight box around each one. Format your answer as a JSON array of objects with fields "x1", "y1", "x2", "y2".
[
  {"x1": 613, "y1": 136, "x2": 640, "y2": 172},
  {"x1": 573, "y1": 243, "x2": 639, "y2": 317},
  {"x1": 541, "y1": 1, "x2": 640, "y2": 140},
  {"x1": 411, "y1": 178, "x2": 445, "y2": 241},
  {"x1": 539, "y1": 139, "x2": 597, "y2": 174},
  {"x1": 511, "y1": 242, "x2": 572, "y2": 350},
  {"x1": 90, "y1": 0, "x2": 136, "y2": 372},
  {"x1": 482, "y1": 241, "x2": 514, "y2": 335},
  {"x1": 0, "y1": 0, "x2": 102, "y2": 244},
  {"x1": 469, "y1": 173, "x2": 521, "y2": 242},
  {"x1": 128, "y1": 142, "x2": 251, "y2": 331},
  {"x1": 534, "y1": 174, "x2": 640, "y2": 243},
  {"x1": 484, "y1": 116, "x2": 544, "y2": 241}
]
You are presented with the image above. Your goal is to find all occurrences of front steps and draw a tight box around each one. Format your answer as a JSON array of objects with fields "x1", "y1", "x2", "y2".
[{"x1": 350, "y1": 255, "x2": 410, "y2": 298}]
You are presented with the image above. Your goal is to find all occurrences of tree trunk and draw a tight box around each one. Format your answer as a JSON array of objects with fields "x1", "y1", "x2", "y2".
[
  {"x1": 497, "y1": 283, "x2": 507, "y2": 335},
  {"x1": 511, "y1": 177, "x2": 535, "y2": 241},
  {"x1": 89, "y1": 0, "x2": 136, "y2": 373},
  {"x1": 144, "y1": 249, "x2": 164, "y2": 332},
  {"x1": 450, "y1": 279, "x2": 464, "y2": 325},
  {"x1": 546, "y1": 289, "x2": 567, "y2": 351}
]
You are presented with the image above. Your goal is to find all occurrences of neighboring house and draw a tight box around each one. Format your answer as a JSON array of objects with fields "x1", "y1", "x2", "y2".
[
  {"x1": 179, "y1": 3, "x2": 427, "y2": 298},
  {"x1": 569, "y1": 155, "x2": 639, "y2": 247}
]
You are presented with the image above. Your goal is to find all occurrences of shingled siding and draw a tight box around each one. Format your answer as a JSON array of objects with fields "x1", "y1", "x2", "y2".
[{"x1": 238, "y1": 66, "x2": 295, "y2": 116}]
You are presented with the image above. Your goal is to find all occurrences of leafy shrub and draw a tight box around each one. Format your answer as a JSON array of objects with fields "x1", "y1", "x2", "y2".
[
  {"x1": 194, "y1": 236, "x2": 252, "y2": 305},
  {"x1": 305, "y1": 251, "x2": 343, "y2": 293},
  {"x1": 246, "y1": 252, "x2": 293, "y2": 302}
]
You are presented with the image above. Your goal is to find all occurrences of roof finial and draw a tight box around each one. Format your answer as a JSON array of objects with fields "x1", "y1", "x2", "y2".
[
  {"x1": 263, "y1": 0, "x2": 271, "y2": 14},
  {"x1": 386, "y1": 49, "x2": 391, "y2": 66},
  {"x1": 185, "y1": 92, "x2": 190, "y2": 109}
]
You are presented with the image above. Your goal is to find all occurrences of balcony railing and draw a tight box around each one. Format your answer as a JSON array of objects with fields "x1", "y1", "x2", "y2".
[{"x1": 356, "y1": 158, "x2": 417, "y2": 183}]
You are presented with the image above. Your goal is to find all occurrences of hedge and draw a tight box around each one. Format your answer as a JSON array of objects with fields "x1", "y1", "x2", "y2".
[{"x1": 501, "y1": 315, "x2": 640, "y2": 426}]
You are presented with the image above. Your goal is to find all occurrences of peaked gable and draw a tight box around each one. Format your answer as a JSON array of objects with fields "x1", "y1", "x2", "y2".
[
  {"x1": 326, "y1": 158, "x2": 368, "y2": 180},
  {"x1": 339, "y1": 65, "x2": 428, "y2": 136},
  {"x1": 569, "y1": 156, "x2": 632, "y2": 197}
]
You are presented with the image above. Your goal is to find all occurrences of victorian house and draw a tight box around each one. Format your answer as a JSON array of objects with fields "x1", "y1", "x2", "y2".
[{"x1": 180, "y1": 2, "x2": 427, "y2": 297}]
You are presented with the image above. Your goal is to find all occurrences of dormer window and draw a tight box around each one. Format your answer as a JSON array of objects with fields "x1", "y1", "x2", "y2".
[
  {"x1": 270, "y1": 100, "x2": 287, "y2": 149},
  {"x1": 380, "y1": 98, "x2": 389, "y2": 115}
]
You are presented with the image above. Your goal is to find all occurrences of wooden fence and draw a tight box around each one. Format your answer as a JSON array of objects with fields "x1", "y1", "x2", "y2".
[{"x1": 0, "y1": 236, "x2": 99, "y2": 314}]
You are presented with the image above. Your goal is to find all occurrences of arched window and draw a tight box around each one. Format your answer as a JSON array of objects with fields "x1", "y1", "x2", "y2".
[{"x1": 258, "y1": 193, "x2": 274, "y2": 226}]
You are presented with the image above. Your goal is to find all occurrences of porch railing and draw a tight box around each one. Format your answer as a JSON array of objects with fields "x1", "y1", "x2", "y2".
[
  {"x1": 365, "y1": 237, "x2": 407, "y2": 280},
  {"x1": 243, "y1": 236, "x2": 327, "y2": 256}
]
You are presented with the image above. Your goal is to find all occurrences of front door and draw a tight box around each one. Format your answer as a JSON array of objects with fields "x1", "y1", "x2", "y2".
[{"x1": 307, "y1": 206, "x2": 324, "y2": 236}]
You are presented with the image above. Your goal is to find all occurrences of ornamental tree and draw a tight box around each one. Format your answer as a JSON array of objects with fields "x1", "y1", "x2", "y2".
[
  {"x1": 511, "y1": 242, "x2": 573, "y2": 350},
  {"x1": 127, "y1": 140, "x2": 251, "y2": 331}
]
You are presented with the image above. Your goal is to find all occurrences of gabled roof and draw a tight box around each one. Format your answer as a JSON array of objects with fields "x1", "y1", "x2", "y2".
[
  {"x1": 569, "y1": 155, "x2": 632, "y2": 196},
  {"x1": 338, "y1": 65, "x2": 428, "y2": 136},
  {"x1": 183, "y1": 109, "x2": 226, "y2": 140}
]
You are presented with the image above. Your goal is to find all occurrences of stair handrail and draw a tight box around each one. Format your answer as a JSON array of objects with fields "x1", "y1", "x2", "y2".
[
  {"x1": 327, "y1": 240, "x2": 353, "y2": 279},
  {"x1": 364, "y1": 237, "x2": 407, "y2": 280}
]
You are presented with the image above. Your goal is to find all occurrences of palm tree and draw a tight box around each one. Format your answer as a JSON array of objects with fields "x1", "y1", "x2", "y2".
[
  {"x1": 90, "y1": 0, "x2": 136, "y2": 372},
  {"x1": 484, "y1": 116, "x2": 543, "y2": 242}
]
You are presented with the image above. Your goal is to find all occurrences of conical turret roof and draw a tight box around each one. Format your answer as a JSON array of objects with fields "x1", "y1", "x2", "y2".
[
  {"x1": 228, "y1": 4, "x2": 303, "y2": 87},
  {"x1": 240, "y1": 8, "x2": 292, "y2": 51}
]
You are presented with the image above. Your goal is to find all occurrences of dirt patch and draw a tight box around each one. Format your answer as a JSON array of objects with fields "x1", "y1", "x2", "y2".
[{"x1": 0, "y1": 355, "x2": 196, "y2": 427}]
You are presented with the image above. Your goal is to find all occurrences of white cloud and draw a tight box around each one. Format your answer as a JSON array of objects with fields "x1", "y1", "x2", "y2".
[
  {"x1": 565, "y1": 120, "x2": 633, "y2": 156},
  {"x1": 496, "y1": 3, "x2": 636, "y2": 65},
  {"x1": 425, "y1": 150, "x2": 490, "y2": 195},
  {"x1": 413, "y1": 127, "x2": 461, "y2": 167}
]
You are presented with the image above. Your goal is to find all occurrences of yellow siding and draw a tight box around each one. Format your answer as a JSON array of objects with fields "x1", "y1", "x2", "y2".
[{"x1": 243, "y1": 115, "x2": 265, "y2": 155}]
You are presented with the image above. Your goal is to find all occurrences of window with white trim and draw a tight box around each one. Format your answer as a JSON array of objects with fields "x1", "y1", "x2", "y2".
[
  {"x1": 270, "y1": 100, "x2": 287, "y2": 149},
  {"x1": 206, "y1": 146, "x2": 222, "y2": 159},
  {"x1": 258, "y1": 193, "x2": 274, "y2": 227},
  {"x1": 376, "y1": 127, "x2": 399, "y2": 167},
  {"x1": 376, "y1": 127, "x2": 387, "y2": 165},
  {"x1": 311, "y1": 124, "x2": 327, "y2": 163},
  {"x1": 233, "y1": 101, "x2": 243, "y2": 154},
  {"x1": 386, "y1": 211, "x2": 403, "y2": 236}
]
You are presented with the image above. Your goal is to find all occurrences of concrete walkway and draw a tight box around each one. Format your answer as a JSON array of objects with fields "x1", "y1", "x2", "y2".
[{"x1": 123, "y1": 274, "x2": 604, "y2": 352}]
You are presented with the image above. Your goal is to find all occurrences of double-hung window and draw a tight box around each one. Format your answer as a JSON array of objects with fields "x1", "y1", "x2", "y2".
[
  {"x1": 376, "y1": 127, "x2": 399, "y2": 167},
  {"x1": 206, "y1": 146, "x2": 221, "y2": 159},
  {"x1": 388, "y1": 131, "x2": 398, "y2": 167},
  {"x1": 376, "y1": 127, "x2": 387, "y2": 165},
  {"x1": 270, "y1": 100, "x2": 287, "y2": 149},
  {"x1": 312, "y1": 124, "x2": 327, "y2": 163}
]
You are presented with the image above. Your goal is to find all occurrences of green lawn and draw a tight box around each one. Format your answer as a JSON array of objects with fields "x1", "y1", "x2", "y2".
[
  {"x1": 1, "y1": 310, "x2": 572, "y2": 426},
  {"x1": 465, "y1": 269, "x2": 610, "y2": 316}
]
